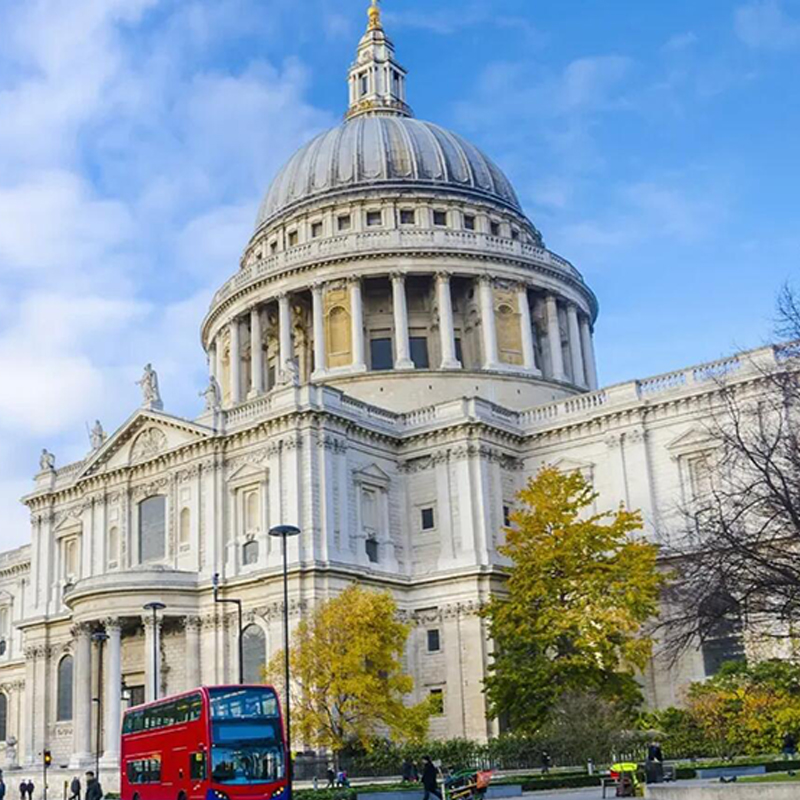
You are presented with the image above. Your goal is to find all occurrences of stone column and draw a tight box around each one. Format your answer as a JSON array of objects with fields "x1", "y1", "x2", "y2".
[
  {"x1": 479, "y1": 276, "x2": 500, "y2": 370},
  {"x1": 23, "y1": 648, "x2": 37, "y2": 764},
  {"x1": 143, "y1": 614, "x2": 163, "y2": 703},
  {"x1": 391, "y1": 272, "x2": 414, "y2": 369},
  {"x1": 249, "y1": 306, "x2": 264, "y2": 398},
  {"x1": 350, "y1": 278, "x2": 367, "y2": 371},
  {"x1": 580, "y1": 316, "x2": 599, "y2": 390},
  {"x1": 545, "y1": 295, "x2": 566, "y2": 381},
  {"x1": 567, "y1": 303, "x2": 587, "y2": 387},
  {"x1": 277, "y1": 293, "x2": 294, "y2": 382},
  {"x1": 215, "y1": 336, "x2": 225, "y2": 399},
  {"x1": 185, "y1": 617, "x2": 202, "y2": 690},
  {"x1": 70, "y1": 624, "x2": 93, "y2": 768},
  {"x1": 101, "y1": 619, "x2": 122, "y2": 767},
  {"x1": 437, "y1": 272, "x2": 461, "y2": 369},
  {"x1": 311, "y1": 283, "x2": 327, "y2": 379},
  {"x1": 518, "y1": 284, "x2": 539, "y2": 374},
  {"x1": 230, "y1": 317, "x2": 242, "y2": 404}
]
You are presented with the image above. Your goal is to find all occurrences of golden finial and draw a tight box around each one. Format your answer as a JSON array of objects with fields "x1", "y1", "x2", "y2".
[{"x1": 368, "y1": 0, "x2": 382, "y2": 31}]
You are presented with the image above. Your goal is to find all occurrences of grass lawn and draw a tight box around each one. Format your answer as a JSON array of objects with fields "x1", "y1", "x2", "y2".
[{"x1": 740, "y1": 772, "x2": 800, "y2": 783}]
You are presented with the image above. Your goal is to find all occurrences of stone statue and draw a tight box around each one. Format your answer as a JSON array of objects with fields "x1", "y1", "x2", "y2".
[
  {"x1": 39, "y1": 448, "x2": 55, "y2": 471},
  {"x1": 90, "y1": 420, "x2": 106, "y2": 450},
  {"x1": 200, "y1": 375, "x2": 222, "y2": 412},
  {"x1": 136, "y1": 363, "x2": 163, "y2": 410}
]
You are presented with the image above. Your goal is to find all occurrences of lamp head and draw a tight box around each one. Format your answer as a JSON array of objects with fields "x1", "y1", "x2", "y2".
[
  {"x1": 269, "y1": 525, "x2": 301, "y2": 538},
  {"x1": 143, "y1": 601, "x2": 167, "y2": 612}
]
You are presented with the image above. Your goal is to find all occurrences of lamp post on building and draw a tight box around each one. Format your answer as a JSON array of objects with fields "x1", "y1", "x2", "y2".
[
  {"x1": 212, "y1": 573, "x2": 244, "y2": 684},
  {"x1": 92, "y1": 629, "x2": 109, "y2": 778},
  {"x1": 143, "y1": 602, "x2": 166, "y2": 700},
  {"x1": 268, "y1": 524, "x2": 300, "y2": 789}
]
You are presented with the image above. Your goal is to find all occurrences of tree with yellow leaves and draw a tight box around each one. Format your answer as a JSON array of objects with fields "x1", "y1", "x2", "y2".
[
  {"x1": 483, "y1": 467, "x2": 664, "y2": 733},
  {"x1": 266, "y1": 584, "x2": 431, "y2": 755}
]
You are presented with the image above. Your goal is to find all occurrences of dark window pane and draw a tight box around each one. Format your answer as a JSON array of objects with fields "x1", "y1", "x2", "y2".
[
  {"x1": 427, "y1": 629, "x2": 441, "y2": 653},
  {"x1": 129, "y1": 685, "x2": 145, "y2": 709},
  {"x1": 57, "y1": 655, "x2": 74, "y2": 721},
  {"x1": 464, "y1": 215, "x2": 476, "y2": 231},
  {"x1": 288, "y1": 231, "x2": 298, "y2": 246},
  {"x1": 337, "y1": 215, "x2": 351, "y2": 231},
  {"x1": 365, "y1": 538, "x2": 379, "y2": 563},
  {"x1": 454, "y1": 337, "x2": 463, "y2": 364},
  {"x1": 400, "y1": 209, "x2": 415, "y2": 225},
  {"x1": 311, "y1": 222, "x2": 323, "y2": 239},
  {"x1": 429, "y1": 689, "x2": 444, "y2": 715},
  {"x1": 242, "y1": 540, "x2": 259, "y2": 566},
  {"x1": 421, "y1": 507, "x2": 435, "y2": 531},
  {"x1": 503, "y1": 506, "x2": 511, "y2": 526},
  {"x1": 0, "y1": 692, "x2": 7, "y2": 741},
  {"x1": 366, "y1": 211, "x2": 382, "y2": 227},
  {"x1": 190, "y1": 752, "x2": 207, "y2": 781},
  {"x1": 139, "y1": 496, "x2": 166, "y2": 563},
  {"x1": 433, "y1": 211, "x2": 447, "y2": 226},
  {"x1": 370, "y1": 338, "x2": 393, "y2": 371},
  {"x1": 490, "y1": 222, "x2": 500, "y2": 236},
  {"x1": 242, "y1": 625, "x2": 267, "y2": 685},
  {"x1": 410, "y1": 337, "x2": 429, "y2": 369}
]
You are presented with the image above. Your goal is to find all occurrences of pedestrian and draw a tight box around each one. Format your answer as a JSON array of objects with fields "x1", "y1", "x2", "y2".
[
  {"x1": 69, "y1": 777, "x2": 81, "y2": 800},
  {"x1": 26, "y1": 780, "x2": 35, "y2": 800},
  {"x1": 402, "y1": 758, "x2": 415, "y2": 783},
  {"x1": 783, "y1": 732, "x2": 797, "y2": 760},
  {"x1": 84, "y1": 772, "x2": 103, "y2": 800},
  {"x1": 646, "y1": 741, "x2": 665, "y2": 784},
  {"x1": 540, "y1": 751, "x2": 551, "y2": 776},
  {"x1": 420, "y1": 756, "x2": 441, "y2": 800},
  {"x1": 326, "y1": 764, "x2": 335, "y2": 789},
  {"x1": 18, "y1": 781, "x2": 25, "y2": 800},
  {"x1": 0, "y1": 773, "x2": 7, "y2": 800}
]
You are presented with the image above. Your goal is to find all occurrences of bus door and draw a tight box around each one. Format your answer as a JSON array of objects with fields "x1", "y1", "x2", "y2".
[{"x1": 189, "y1": 749, "x2": 209, "y2": 800}]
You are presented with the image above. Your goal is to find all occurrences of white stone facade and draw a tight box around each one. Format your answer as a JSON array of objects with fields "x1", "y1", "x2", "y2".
[{"x1": 0, "y1": 2, "x2": 779, "y2": 783}]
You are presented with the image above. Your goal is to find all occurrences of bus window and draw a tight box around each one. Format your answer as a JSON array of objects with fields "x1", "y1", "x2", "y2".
[
  {"x1": 190, "y1": 752, "x2": 207, "y2": 781},
  {"x1": 209, "y1": 688, "x2": 279, "y2": 720}
]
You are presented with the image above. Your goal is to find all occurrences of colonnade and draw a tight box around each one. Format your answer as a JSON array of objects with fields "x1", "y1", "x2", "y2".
[{"x1": 208, "y1": 272, "x2": 598, "y2": 405}]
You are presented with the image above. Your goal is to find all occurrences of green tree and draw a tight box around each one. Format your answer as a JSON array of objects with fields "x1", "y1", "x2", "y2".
[
  {"x1": 266, "y1": 584, "x2": 431, "y2": 755},
  {"x1": 483, "y1": 467, "x2": 664, "y2": 732}
]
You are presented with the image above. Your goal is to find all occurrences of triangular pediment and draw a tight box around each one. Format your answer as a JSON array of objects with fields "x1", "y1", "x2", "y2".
[
  {"x1": 666, "y1": 426, "x2": 714, "y2": 456},
  {"x1": 78, "y1": 409, "x2": 215, "y2": 478},
  {"x1": 354, "y1": 463, "x2": 391, "y2": 484},
  {"x1": 549, "y1": 456, "x2": 594, "y2": 473}
]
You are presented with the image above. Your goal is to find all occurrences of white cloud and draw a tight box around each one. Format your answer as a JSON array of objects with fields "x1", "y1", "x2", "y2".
[
  {"x1": 735, "y1": 0, "x2": 800, "y2": 51},
  {"x1": 663, "y1": 32, "x2": 699, "y2": 52}
]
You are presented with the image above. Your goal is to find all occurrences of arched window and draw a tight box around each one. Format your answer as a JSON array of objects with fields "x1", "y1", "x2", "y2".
[
  {"x1": 57, "y1": 655, "x2": 74, "y2": 721},
  {"x1": 139, "y1": 496, "x2": 166, "y2": 563},
  {"x1": 245, "y1": 491, "x2": 260, "y2": 534},
  {"x1": 242, "y1": 540, "x2": 259, "y2": 567},
  {"x1": 107, "y1": 526, "x2": 119, "y2": 569},
  {"x1": 0, "y1": 692, "x2": 7, "y2": 741},
  {"x1": 242, "y1": 625, "x2": 267, "y2": 684},
  {"x1": 179, "y1": 508, "x2": 191, "y2": 547},
  {"x1": 700, "y1": 592, "x2": 745, "y2": 677}
]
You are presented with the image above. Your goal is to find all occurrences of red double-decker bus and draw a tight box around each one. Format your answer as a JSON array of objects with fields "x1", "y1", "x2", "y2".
[{"x1": 121, "y1": 685, "x2": 287, "y2": 800}]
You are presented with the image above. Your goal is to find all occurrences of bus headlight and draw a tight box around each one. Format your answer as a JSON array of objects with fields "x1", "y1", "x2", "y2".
[{"x1": 207, "y1": 790, "x2": 229, "y2": 800}]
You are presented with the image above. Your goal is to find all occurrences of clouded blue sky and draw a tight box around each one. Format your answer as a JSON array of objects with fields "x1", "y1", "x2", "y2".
[{"x1": 0, "y1": 0, "x2": 798, "y2": 547}]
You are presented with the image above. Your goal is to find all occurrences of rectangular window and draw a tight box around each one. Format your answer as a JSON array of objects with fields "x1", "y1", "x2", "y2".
[
  {"x1": 427, "y1": 629, "x2": 441, "y2": 653},
  {"x1": 433, "y1": 210, "x2": 447, "y2": 227},
  {"x1": 139, "y1": 496, "x2": 166, "y2": 564},
  {"x1": 400, "y1": 209, "x2": 416, "y2": 225},
  {"x1": 490, "y1": 221, "x2": 501, "y2": 236},
  {"x1": 370, "y1": 337, "x2": 393, "y2": 371},
  {"x1": 337, "y1": 214, "x2": 351, "y2": 231},
  {"x1": 463, "y1": 214, "x2": 476, "y2": 231},
  {"x1": 409, "y1": 337, "x2": 429, "y2": 369},
  {"x1": 421, "y1": 507, "x2": 435, "y2": 531},
  {"x1": 503, "y1": 505, "x2": 512, "y2": 527},
  {"x1": 511, "y1": 229, "x2": 520, "y2": 240},
  {"x1": 311, "y1": 221, "x2": 323, "y2": 239},
  {"x1": 454, "y1": 337, "x2": 463, "y2": 365},
  {"x1": 365, "y1": 538, "x2": 379, "y2": 563},
  {"x1": 288, "y1": 230, "x2": 298, "y2": 246},
  {"x1": 429, "y1": 689, "x2": 444, "y2": 716},
  {"x1": 366, "y1": 210, "x2": 383, "y2": 227},
  {"x1": 360, "y1": 73, "x2": 369, "y2": 96},
  {"x1": 269, "y1": 241, "x2": 278, "y2": 254}
]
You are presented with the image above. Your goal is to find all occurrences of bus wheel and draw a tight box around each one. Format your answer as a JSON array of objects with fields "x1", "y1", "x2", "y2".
[
  {"x1": 133, "y1": 794, "x2": 140, "y2": 800},
  {"x1": 178, "y1": 792, "x2": 187, "y2": 800}
]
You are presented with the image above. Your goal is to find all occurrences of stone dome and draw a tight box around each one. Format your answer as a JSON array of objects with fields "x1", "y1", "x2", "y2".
[{"x1": 255, "y1": 116, "x2": 523, "y2": 232}]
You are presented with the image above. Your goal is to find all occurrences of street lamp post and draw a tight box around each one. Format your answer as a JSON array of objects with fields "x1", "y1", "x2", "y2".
[
  {"x1": 268, "y1": 524, "x2": 301, "y2": 789},
  {"x1": 212, "y1": 573, "x2": 244, "y2": 684},
  {"x1": 143, "y1": 602, "x2": 166, "y2": 700},
  {"x1": 92, "y1": 630, "x2": 109, "y2": 778}
]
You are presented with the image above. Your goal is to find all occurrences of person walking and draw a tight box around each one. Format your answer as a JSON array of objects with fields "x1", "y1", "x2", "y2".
[
  {"x1": 26, "y1": 780, "x2": 35, "y2": 800},
  {"x1": 84, "y1": 773, "x2": 102, "y2": 800},
  {"x1": 69, "y1": 777, "x2": 81, "y2": 800},
  {"x1": 420, "y1": 756, "x2": 441, "y2": 800},
  {"x1": 0, "y1": 773, "x2": 7, "y2": 800},
  {"x1": 326, "y1": 764, "x2": 335, "y2": 789},
  {"x1": 783, "y1": 732, "x2": 797, "y2": 760},
  {"x1": 18, "y1": 781, "x2": 25, "y2": 800}
]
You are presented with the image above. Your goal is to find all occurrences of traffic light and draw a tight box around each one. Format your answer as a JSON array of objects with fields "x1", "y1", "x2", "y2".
[{"x1": 44, "y1": 750, "x2": 52, "y2": 767}]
